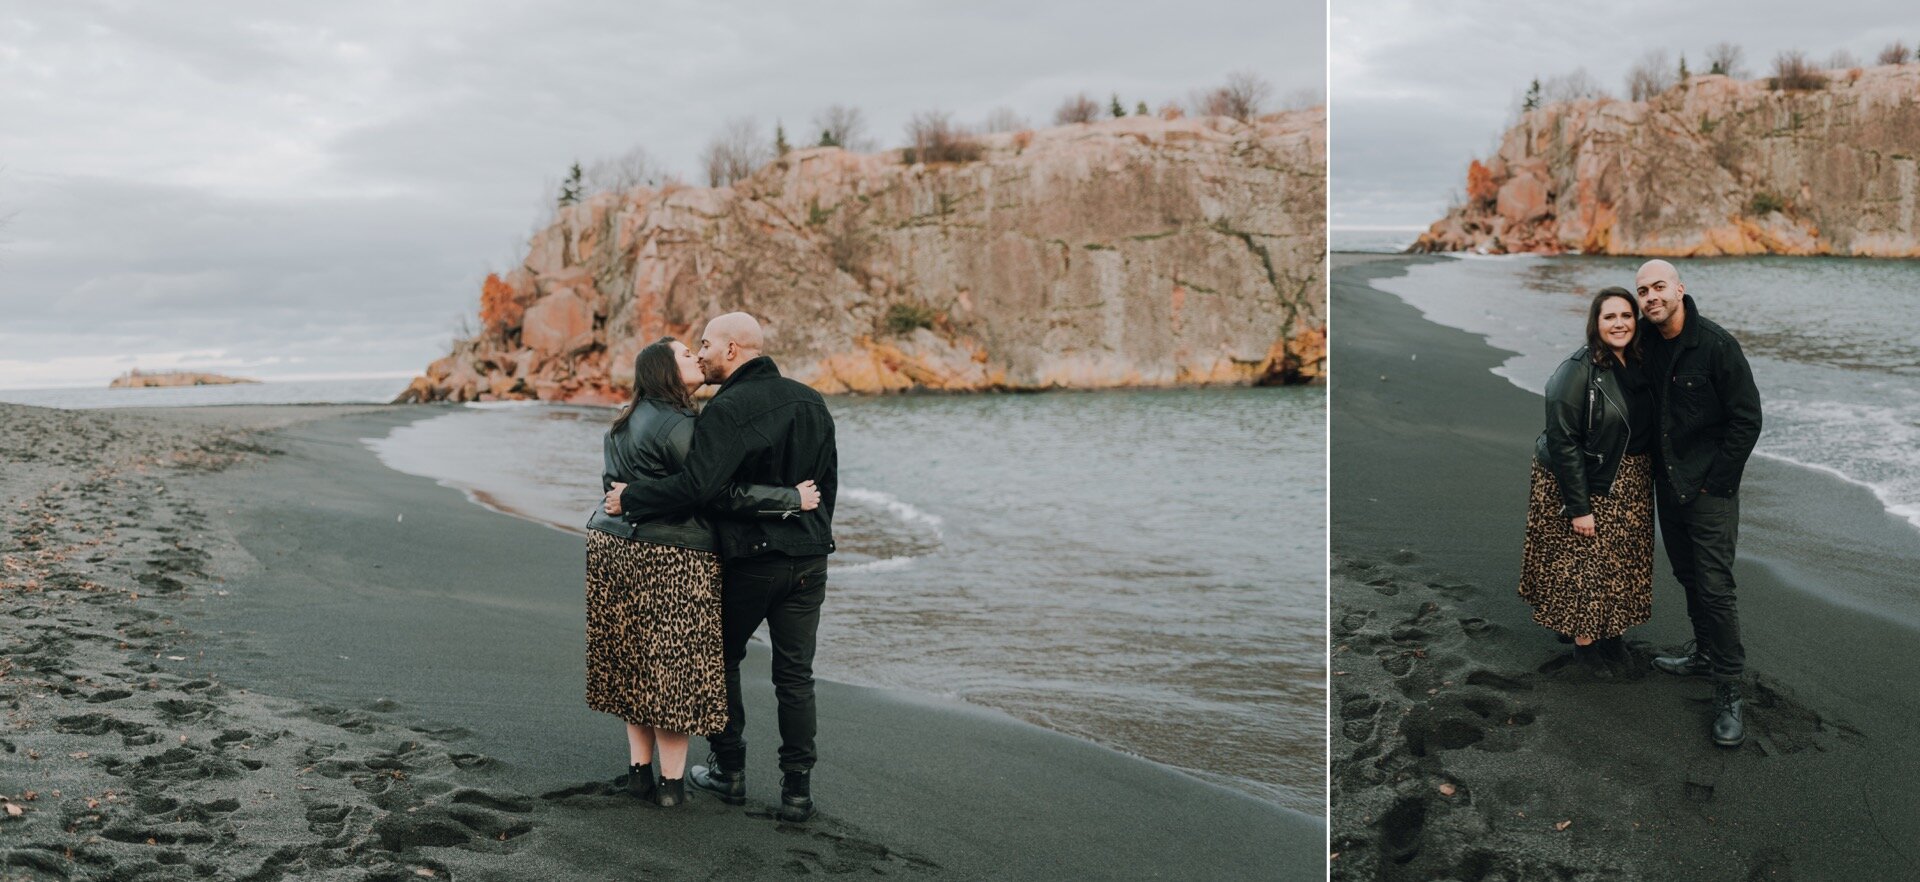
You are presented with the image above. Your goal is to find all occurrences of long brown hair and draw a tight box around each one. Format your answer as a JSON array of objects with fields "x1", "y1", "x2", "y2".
[
  {"x1": 611, "y1": 337, "x2": 695, "y2": 432},
  {"x1": 1585, "y1": 286, "x2": 1640, "y2": 367}
]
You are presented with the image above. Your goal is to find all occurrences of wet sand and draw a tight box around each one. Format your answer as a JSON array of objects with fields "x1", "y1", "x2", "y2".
[
  {"x1": 1328, "y1": 254, "x2": 1920, "y2": 881},
  {"x1": 0, "y1": 402, "x2": 1320, "y2": 881}
]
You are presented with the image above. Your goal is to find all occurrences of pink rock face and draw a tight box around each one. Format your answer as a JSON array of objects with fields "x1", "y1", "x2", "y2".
[
  {"x1": 522, "y1": 291, "x2": 595, "y2": 356},
  {"x1": 1497, "y1": 174, "x2": 1551, "y2": 226}
]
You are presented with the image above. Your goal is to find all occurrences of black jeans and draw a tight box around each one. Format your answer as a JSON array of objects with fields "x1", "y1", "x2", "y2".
[
  {"x1": 1655, "y1": 485, "x2": 1743, "y2": 681},
  {"x1": 708, "y1": 553, "x2": 828, "y2": 772}
]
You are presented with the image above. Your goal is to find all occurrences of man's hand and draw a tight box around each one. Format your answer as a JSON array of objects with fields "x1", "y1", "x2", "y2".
[
  {"x1": 604, "y1": 482, "x2": 627, "y2": 516},
  {"x1": 1570, "y1": 514, "x2": 1596, "y2": 537},
  {"x1": 796, "y1": 480, "x2": 820, "y2": 511}
]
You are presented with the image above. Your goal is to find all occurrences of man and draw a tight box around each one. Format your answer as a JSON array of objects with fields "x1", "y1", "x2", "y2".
[
  {"x1": 1633, "y1": 259, "x2": 1762, "y2": 748},
  {"x1": 603, "y1": 312, "x2": 837, "y2": 821}
]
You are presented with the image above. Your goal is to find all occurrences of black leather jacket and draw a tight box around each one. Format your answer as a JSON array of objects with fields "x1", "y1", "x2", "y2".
[
  {"x1": 1535, "y1": 347, "x2": 1636, "y2": 518},
  {"x1": 1639, "y1": 295, "x2": 1763, "y2": 503},
  {"x1": 619, "y1": 356, "x2": 837, "y2": 560},
  {"x1": 585, "y1": 397, "x2": 800, "y2": 552}
]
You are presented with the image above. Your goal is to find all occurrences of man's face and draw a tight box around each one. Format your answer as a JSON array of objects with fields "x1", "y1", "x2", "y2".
[
  {"x1": 1635, "y1": 267, "x2": 1684, "y2": 326},
  {"x1": 694, "y1": 333, "x2": 730, "y2": 383}
]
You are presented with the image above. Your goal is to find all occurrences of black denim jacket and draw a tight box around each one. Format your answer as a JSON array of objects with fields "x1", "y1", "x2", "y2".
[
  {"x1": 618, "y1": 357, "x2": 838, "y2": 560},
  {"x1": 1639, "y1": 296, "x2": 1763, "y2": 503}
]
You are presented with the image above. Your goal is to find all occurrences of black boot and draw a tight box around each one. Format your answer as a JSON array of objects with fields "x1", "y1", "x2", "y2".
[
  {"x1": 1573, "y1": 643, "x2": 1613, "y2": 678},
  {"x1": 778, "y1": 769, "x2": 815, "y2": 822},
  {"x1": 1652, "y1": 643, "x2": 1712, "y2": 677},
  {"x1": 653, "y1": 777, "x2": 687, "y2": 807},
  {"x1": 1596, "y1": 636, "x2": 1631, "y2": 673},
  {"x1": 687, "y1": 754, "x2": 746, "y2": 806},
  {"x1": 1712, "y1": 682, "x2": 1745, "y2": 748},
  {"x1": 626, "y1": 762, "x2": 657, "y2": 802}
]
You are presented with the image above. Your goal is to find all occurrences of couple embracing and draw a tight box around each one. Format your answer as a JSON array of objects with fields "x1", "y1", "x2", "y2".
[
  {"x1": 583, "y1": 311, "x2": 837, "y2": 820},
  {"x1": 1519, "y1": 259, "x2": 1763, "y2": 748}
]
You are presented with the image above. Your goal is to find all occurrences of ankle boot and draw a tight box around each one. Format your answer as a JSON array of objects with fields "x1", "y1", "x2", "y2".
[
  {"x1": 778, "y1": 769, "x2": 815, "y2": 822},
  {"x1": 1712, "y1": 682, "x2": 1745, "y2": 748},
  {"x1": 1573, "y1": 643, "x2": 1613, "y2": 678},
  {"x1": 653, "y1": 777, "x2": 687, "y2": 807},
  {"x1": 687, "y1": 754, "x2": 746, "y2": 806},
  {"x1": 627, "y1": 762, "x2": 657, "y2": 801}
]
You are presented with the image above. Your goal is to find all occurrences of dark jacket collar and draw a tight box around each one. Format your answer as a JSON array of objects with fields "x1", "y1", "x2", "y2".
[
  {"x1": 715, "y1": 355, "x2": 781, "y2": 396},
  {"x1": 1676, "y1": 295, "x2": 1704, "y2": 349},
  {"x1": 639, "y1": 395, "x2": 696, "y2": 417}
]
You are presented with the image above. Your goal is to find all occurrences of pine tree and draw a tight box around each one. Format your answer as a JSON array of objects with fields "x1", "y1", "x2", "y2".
[
  {"x1": 1678, "y1": 55, "x2": 1690, "y2": 81},
  {"x1": 1110, "y1": 93, "x2": 1126, "y2": 118},
  {"x1": 775, "y1": 122, "x2": 791, "y2": 156},
  {"x1": 1136, "y1": 100, "x2": 1150, "y2": 116},
  {"x1": 1523, "y1": 78, "x2": 1542, "y2": 111},
  {"x1": 558, "y1": 161, "x2": 583, "y2": 206},
  {"x1": 818, "y1": 128, "x2": 838, "y2": 148}
]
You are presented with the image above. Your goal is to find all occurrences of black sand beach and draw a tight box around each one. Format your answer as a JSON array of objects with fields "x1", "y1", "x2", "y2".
[
  {"x1": 0, "y1": 402, "x2": 1319, "y2": 881},
  {"x1": 1329, "y1": 254, "x2": 1920, "y2": 881}
]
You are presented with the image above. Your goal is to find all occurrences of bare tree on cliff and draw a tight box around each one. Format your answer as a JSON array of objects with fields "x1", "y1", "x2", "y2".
[
  {"x1": 583, "y1": 146, "x2": 659, "y2": 195},
  {"x1": 982, "y1": 107, "x2": 1029, "y2": 133},
  {"x1": 1054, "y1": 93, "x2": 1099, "y2": 125},
  {"x1": 903, "y1": 111, "x2": 982, "y2": 164},
  {"x1": 812, "y1": 104, "x2": 871, "y2": 151},
  {"x1": 1542, "y1": 68, "x2": 1606, "y2": 103},
  {"x1": 1771, "y1": 50, "x2": 1824, "y2": 91},
  {"x1": 1193, "y1": 71, "x2": 1273, "y2": 122},
  {"x1": 1881, "y1": 41, "x2": 1914, "y2": 65},
  {"x1": 704, "y1": 117, "x2": 772, "y2": 187},
  {"x1": 1826, "y1": 49, "x2": 1860, "y2": 71},
  {"x1": 1706, "y1": 42, "x2": 1747, "y2": 78},
  {"x1": 1626, "y1": 49, "x2": 1675, "y2": 101}
]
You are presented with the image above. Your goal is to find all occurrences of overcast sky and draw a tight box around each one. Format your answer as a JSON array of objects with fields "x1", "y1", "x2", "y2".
[
  {"x1": 1332, "y1": 0, "x2": 1910, "y2": 230},
  {"x1": 0, "y1": 1, "x2": 1323, "y2": 390}
]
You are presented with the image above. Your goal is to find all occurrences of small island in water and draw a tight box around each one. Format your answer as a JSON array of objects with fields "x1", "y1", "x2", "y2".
[{"x1": 108, "y1": 369, "x2": 260, "y2": 389}]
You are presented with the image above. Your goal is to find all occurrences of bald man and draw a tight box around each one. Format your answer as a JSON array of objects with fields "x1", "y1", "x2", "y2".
[
  {"x1": 1632, "y1": 259, "x2": 1762, "y2": 748},
  {"x1": 605, "y1": 312, "x2": 839, "y2": 820}
]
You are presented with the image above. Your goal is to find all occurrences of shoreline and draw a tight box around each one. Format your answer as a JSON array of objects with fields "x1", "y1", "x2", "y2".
[
  {"x1": 1, "y1": 401, "x2": 1321, "y2": 880},
  {"x1": 1329, "y1": 253, "x2": 1920, "y2": 880}
]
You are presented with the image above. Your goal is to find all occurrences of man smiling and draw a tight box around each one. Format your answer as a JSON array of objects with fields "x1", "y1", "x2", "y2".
[{"x1": 1634, "y1": 259, "x2": 1763, "y2": 748}]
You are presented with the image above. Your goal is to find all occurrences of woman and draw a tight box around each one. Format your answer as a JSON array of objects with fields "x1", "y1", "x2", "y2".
[
  {"x1": 584, "y1": 337, "x2": 819, "y2": 806},
  {"x1": 1518, "y1": 287, "x2": 1655, "y2": 677}
]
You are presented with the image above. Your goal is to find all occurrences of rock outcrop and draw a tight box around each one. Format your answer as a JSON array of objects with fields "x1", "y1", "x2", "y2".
[
  {"x1": 399, "y1": 110, "x2": 1325, "y2": 404},
  {"x1": 109, "y1": 370, "x2": 258, "y2": 389},
  {"x1": 1414, "y1": 64, "x2": 1920, "y2": 256}
]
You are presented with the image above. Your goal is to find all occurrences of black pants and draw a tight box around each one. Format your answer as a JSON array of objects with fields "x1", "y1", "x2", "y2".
[
  {"x1": 1655, "y1": 486, "x2": 1743, "y2": 681},
  {"x1": 708, "y1": 553, "x2": 828, "y2": 772}
]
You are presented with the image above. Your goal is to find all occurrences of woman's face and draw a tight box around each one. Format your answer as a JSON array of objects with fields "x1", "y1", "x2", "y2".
[
  {"x1": 670, "y1": 340, "x2": 704, "y2": 389},
  {"x1": 1598, "y1": 296, "x2": 1636, "y2": 352}
]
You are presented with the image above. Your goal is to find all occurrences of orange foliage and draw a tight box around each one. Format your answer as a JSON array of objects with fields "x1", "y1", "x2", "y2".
[
  {"x1": 479, "y1": 273, "x2": 522, "y2": 333},
  {"x1": 1467, "y1": 159, "x2": 1498, "y2": 207}
]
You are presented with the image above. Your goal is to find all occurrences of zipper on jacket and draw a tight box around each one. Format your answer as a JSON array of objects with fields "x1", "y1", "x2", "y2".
[{"x1": 1596, "y1": 374, "x2": 1630, "y2": 496}]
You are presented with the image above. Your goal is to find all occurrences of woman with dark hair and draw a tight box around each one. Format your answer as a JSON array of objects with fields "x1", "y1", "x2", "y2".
[
  {"x1": 1518, "y1": 287, "x2": 1656, "y2": 677},
  {"x1": 584, "y1": 337, "x2": 820, "y2": 806}
]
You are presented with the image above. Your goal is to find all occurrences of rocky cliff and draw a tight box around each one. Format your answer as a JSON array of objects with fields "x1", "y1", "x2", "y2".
[
  {"x1": 1414, "y1": 64, "x2": 1920, "y2": 256},
  {"x1": 399, "y1": 110, "x2": 1325, "y2": 404}
]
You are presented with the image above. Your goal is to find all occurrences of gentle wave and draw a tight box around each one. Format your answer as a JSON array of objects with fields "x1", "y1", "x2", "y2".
[
  {"x1": 834, "y1": 556, "x2": 918, "y2": 574},
  {"x1": 841, "y1": 487, "x2": 945, "y2": 534}
]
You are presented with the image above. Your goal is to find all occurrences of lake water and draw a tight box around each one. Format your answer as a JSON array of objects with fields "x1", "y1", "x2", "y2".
[
  {"x1": 0, "y1": 377, "x2": 406, "y2": 409},
  {"x1": 1375, "y1": 255, "x2": 1920, "y2": 531},
  {"x1": 364, "y1": 388, "x2": 1328, "y2": 813}
]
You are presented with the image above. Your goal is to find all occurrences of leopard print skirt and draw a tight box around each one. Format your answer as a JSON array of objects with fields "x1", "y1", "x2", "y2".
[
  {"x1": 1517, "y1": 453, "x2": 1654, "y2": 640},
  {"x1": 584, "y1": 530, "x2": 726, "y2": 735}
]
